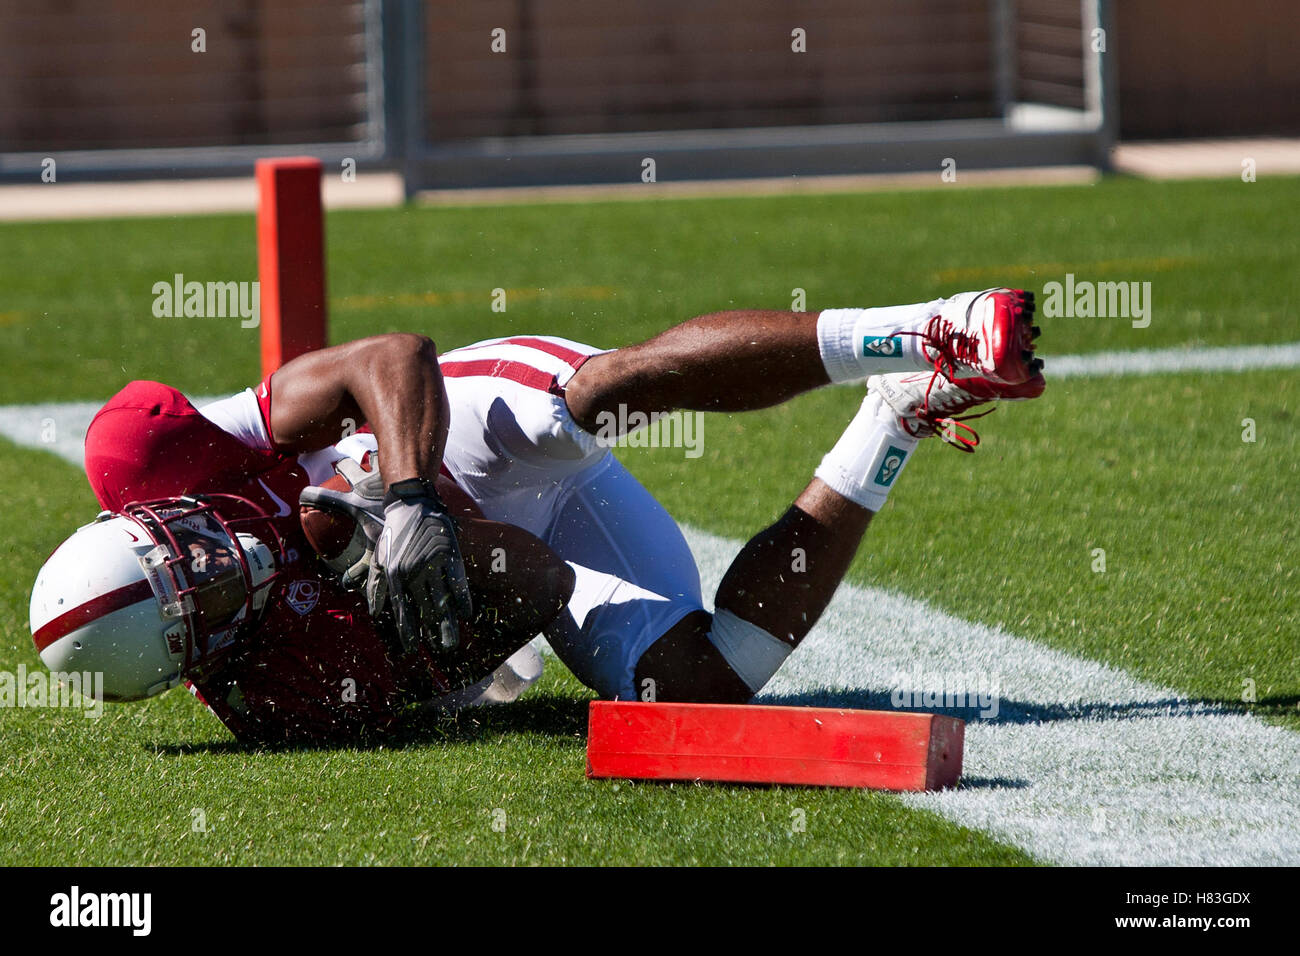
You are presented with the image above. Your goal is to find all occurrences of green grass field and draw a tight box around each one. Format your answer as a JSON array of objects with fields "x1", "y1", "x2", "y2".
[{"x1": 0, "y1": 175, "x2": 1296, "y2": 865}]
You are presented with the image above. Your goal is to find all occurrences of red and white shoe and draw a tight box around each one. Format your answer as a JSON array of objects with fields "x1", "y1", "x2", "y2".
[
  {"x1": 869, "y1": 368, "x2": 1046, "y2": 452},
  {"x1": 914, "y1": 288, "x2": 1042, "y2": 385}
]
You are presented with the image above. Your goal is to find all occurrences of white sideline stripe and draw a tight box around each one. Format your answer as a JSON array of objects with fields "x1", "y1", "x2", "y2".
[
  {"x1": 0, "y1": 400, "x2": 102, "y2": 469},
  {"x1": 0, "y1": 397, "x2": 221, "y2": 473},
  {"x1": 1043, "y1": 341, "x2": 1300, "y2": 379},
  {"x1": 679, "y1": 526, "x2": 1300, "y2": 867},
  {"x1": 3, "y1": 376, "x2": 1298, "y2": 866}
]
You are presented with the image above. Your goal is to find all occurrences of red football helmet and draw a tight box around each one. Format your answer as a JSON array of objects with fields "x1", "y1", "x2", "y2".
[{"x1": 31, "y1": 494, "x2": 287, "y2": 701}]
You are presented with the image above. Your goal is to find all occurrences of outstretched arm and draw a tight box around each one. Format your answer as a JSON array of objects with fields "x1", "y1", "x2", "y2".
[{"x1": 265, "y1": 332, "x2": 449, "y2": 490}]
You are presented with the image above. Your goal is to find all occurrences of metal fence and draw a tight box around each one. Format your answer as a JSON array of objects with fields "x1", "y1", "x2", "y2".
[
  {"x1": 0, "y1": 0, "x2": 386, "y2": 182},
  {"x1": 0, "y1": 0, "x2": 1115, "y2": 190}
]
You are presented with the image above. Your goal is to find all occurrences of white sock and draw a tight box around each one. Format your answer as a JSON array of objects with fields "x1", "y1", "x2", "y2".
[
  {"x1": 706, "y1": 608, "x2": 792, "y2": 695},
  {"x1": 816, "y1": 300, "x2": 942, "y2": 383},
  {"x1": 813, "y1": 393, "x2": 919, "y2": 512}
]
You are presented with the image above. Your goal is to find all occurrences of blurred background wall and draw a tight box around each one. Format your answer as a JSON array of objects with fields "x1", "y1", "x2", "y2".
[
  {"x1": 0, "y1": 0, "x2": 373, "y2": 151},
  {"x1": 0, "y1": 0, "x2": 1295, "y2": 182},
  {"x1": 1115, "y1": 0, "x2": 1300, "y2": 138},
  {"x1": 427, "y1": 0, "x2": 1003, "y2": 139}
]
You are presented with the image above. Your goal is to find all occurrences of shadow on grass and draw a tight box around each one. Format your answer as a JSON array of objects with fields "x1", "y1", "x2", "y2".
[
  {"x1": 151, "y1": 691, "x2": 592, "y2": 757},
  {"x1": 953, "y1": 777, "x2": 1031, "y2": 790},
  {"x1": 152, "y1": 689, "x2": 1299, "y2": 759},
  {"x1": 762, "y1": 689, "x2": 1300, "y2": 726}
]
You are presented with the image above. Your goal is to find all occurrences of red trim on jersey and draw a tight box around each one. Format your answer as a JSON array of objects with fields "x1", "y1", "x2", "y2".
[
  {"x1": 449, "y1": 337, "x2": 593, "y2": 370},
  {"x1": 440, "y1": 358, "x2": 560, "y2": 393},
  {"x1": 256, "y1": 371, "x2": 375, "y2": 449},
  {"x1": 501, "y1": 337, "x2": 592, "y2": 369},
  {"x1": 32, "y1": 578, "x2": 155, "y2": 652}
]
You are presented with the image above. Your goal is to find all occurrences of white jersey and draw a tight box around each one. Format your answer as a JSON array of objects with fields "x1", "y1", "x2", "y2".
[{"x1": 438, "y1": 336, "x2": 705, "y2": 700}]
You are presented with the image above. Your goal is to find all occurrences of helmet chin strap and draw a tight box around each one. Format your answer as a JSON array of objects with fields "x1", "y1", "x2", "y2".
[{"x1": 143, "y1": 674, "x2": 182, "y2": 698}]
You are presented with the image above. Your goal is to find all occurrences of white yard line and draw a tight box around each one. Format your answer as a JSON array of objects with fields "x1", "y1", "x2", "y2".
[
  {"x1": 4, "y1": 340, "x2": 1298, "y2": 866},
  {"x1": 0, "y1": 400, "x2": 103, "y2": 469},
  {"x1": 0, "y1": 397, "x2": 221, "y2": 472},
  {"x1": 1043, "y1": 341, "x2": 1300, "y2": 378},
  {"x1": 682, "y1": 525, "x2": 1300, "y2": 867}
]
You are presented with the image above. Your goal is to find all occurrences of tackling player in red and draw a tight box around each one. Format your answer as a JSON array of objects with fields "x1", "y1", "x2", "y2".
[{"x1": 31, "y1": 334, "x2": 571, "y2": 743}]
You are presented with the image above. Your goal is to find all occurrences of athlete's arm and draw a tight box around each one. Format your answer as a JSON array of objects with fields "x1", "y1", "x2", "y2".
[
  {"x1": 269, "y1": 333, "x2": 473, "y2": 651},
  {"x1": 266, "y1": 333, "x2": 449, "y2": 490}
]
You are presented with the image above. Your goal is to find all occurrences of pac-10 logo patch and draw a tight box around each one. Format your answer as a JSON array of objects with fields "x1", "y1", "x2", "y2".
[
  {"x1": 874, "y1": 446, "x2": 908, "y2": 486},
  {"x1": 862, "y1": 336, "x2": 903, "y2": 357},
  {"x1": 286, "y1": 580, "x2": 320, "y2": 615}
]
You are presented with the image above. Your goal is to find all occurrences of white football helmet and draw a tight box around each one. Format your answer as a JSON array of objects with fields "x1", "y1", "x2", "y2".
[{"x1": 30, "y1": 495, "x2": 284, "y2": 701}]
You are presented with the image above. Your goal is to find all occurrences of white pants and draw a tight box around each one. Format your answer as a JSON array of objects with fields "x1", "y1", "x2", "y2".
[{"x1": 439, "y1": 336, "x2": 706, "y2": 700}]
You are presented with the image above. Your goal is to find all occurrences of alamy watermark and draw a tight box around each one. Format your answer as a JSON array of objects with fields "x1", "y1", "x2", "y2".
[
  {"x1": 50, "y1": 886, "x2": 151, "y2": 936},
  {"x1": 1, "y1": 664, "x2": 103, "y2": 717},
  {"x1": 1042, "y1": 273, "x2": 1151, "y2": 328},
  {"x1": 889, "y1": 664, "x2": 1001, "y2": 719},
  {"x1": 592, "y1": 406, "x2": 705, "y2": 459},
  {"x1": 151, "y1": 273, "x2": 260, "y2": 328}
]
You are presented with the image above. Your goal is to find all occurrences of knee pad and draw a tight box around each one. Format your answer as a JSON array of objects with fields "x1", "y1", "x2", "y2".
[{"x1": 705, "y1": 608, "x2": 793, "y2": 695}]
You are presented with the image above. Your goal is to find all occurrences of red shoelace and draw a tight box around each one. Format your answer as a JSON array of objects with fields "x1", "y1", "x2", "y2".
[{"x1": 909, "y1": 368, "x2": 996, "y2": 453}]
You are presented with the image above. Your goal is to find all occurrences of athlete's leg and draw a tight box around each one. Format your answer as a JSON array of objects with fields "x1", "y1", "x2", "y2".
[
  {"x1": 564, "y1": 290, "x2": 1039, "y2": 430},
  {"x1": 436, "y1": 331, "x2": 1041, "y2": 703},
  {"x1": 436, "y1": 514, "x2": 575, "y2": 690},
  {"x1": 564, "y1": 311, "x2": 829, "y2": 424},
  {"x1": 634, "y1": 371, "x2": 1045, "y2": 702},
  {"x1": 538, "y1": 456, "x2": 709, "y2": 701},
  {"x1": 633, "y1": 404, "x2": 889, "y2": 703},
  {"x1": 634, "y1": 479, "x2": 867, "y2": 703}
]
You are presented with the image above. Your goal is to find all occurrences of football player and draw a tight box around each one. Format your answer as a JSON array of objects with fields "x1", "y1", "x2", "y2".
[
  {"x1": 30, "y1": 334, "x2": 574, "y2": 743},
  {"x1": 426, "y1": 289, "x2": 1043, "y2": 703},
  {"x1": 31, "y1": 287, "x2": 1043, "y2": 739}
]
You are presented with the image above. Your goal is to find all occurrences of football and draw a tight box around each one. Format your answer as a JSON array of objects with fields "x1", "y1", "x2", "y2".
[{"x1": 299, "y1": 456, "x2": 374, "y2": 562}]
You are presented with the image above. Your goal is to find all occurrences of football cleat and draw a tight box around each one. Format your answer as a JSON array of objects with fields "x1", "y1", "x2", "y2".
[
  {"x1": 869, "y1": 368, "x2": 1045, "y2": 452},
  {"x1": 913, "y1": 288, "x2": 1041, "y2": 385}
]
